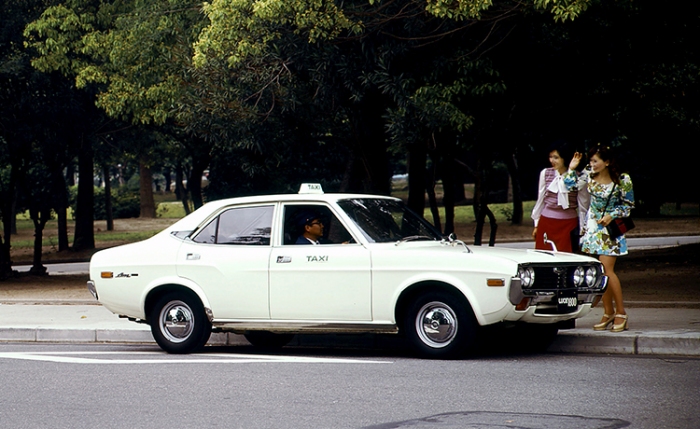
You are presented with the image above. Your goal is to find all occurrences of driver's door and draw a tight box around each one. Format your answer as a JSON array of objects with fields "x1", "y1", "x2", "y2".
[{"x1": 268, "y1": 204, "x2": 372, "y2": 321}]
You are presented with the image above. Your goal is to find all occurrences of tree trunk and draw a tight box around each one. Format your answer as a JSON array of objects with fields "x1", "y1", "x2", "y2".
[
  {"x1": 188, "y1": 156, "x2": 209, "y2": 210},
  {"x1": 505, "y1": 152, "x2": 524, "y2": 225},
  {"x1": 0, "y1": 217, "x2": 12, "y2": 279},
  {"x1": 57, "y1": 207, "x2": 69, "y2": 251},
  {"x1": 139, "y1": 160, "x2": 156, "y2": 218},
  {"x1": 344, "y1": 92, "x2": 392, "y2": 195},
  {"x1": 103, "y1": 164, "x2": 114, "y2": 231},
  {"x1": 163, "y1": 167, "x2": 172, "y2": 194},
  {"x1": 406, "y1": 143, "x2": 427, "y2": 216},
  {"x1": 176, "y1": 165, "x2": 191, "y2": 215},
  {"x1": 56, "y1": 169, "x2": 69, "y2": 251},
  {"x1": 473, "y1": 156, "x2": 498, "y2": 246},
  {"x1": 441, "y1": 157, "x2": 456, "y2": 236},
  {"x1": 29, "y1": 207, "x2": 49, "y2": 275},
  {"x1": 426, "y1": 158, "x2": 441, "y2": 233},
  {"x1": 474, "y1": 203, "x2": 498, "y2": 246},
  {"x1": 10, "y1": 198, "x2": 17, "y2": 235},
  {"x1": 73, "y1": 138, "x2": 95, "y2": 251},
  {"x1": 0, "y1": 175, "x2": 18, "y2": 278}
]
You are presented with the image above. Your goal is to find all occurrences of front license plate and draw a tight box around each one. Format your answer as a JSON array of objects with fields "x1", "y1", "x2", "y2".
[{"x1": 557, "y1": 289, "x2": 578, "y2": 313}]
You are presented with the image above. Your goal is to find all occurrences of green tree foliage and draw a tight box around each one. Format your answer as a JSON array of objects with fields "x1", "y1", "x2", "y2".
[
  {"x1": 25, "y1": 0, "x2": 211, "y2": 215},
  {"x1": 25, "y1": 0, "x2": 205, "y2": 125},
  {"x1": 1, "y1": 0, "x2": 88, "y2": 274},
  {"x1": 18, "y1": 0, "x2": 699, "y2": 250}
]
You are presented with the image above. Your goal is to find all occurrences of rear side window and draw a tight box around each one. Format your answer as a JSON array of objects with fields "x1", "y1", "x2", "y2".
[{"x1": 192, "y1": 205, "x2": 273, "y2": 245}]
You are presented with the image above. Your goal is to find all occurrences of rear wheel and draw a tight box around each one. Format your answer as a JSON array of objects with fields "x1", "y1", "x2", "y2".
[
  {"x1": 150, "y1": 292, "x2": 211, "y2": 354},
  {"x1": 244, "y1": 332, "x2": 294, "y2": 349},
  {"x1": 404, "y1": 291, "x2": 477, "y2": 359}
]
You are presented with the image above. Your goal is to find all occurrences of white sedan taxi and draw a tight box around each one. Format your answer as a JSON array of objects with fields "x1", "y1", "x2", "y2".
[{"x1": 87, "y1": 184, "x2": 607, "y2": 358}]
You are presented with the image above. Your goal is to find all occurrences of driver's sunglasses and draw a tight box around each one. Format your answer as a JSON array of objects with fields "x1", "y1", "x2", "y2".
[{"x1": 309, "y1": 221, "x2": 323, "y2": 226}]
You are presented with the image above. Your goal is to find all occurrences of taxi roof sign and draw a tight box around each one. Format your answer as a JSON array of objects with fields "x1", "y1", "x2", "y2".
[{"x1": 298, "y1": 183, "x2": 324, "y2": 194}]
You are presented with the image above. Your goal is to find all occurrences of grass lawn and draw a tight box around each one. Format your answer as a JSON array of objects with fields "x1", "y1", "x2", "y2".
[{"x1": 5, "y1": 194, "x2": 699, "y2": 251}]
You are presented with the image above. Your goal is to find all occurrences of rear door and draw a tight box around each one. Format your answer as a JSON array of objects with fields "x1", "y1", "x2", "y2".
[{"x1": 177, "y1": 204, "x2": 274, "y2": 319}]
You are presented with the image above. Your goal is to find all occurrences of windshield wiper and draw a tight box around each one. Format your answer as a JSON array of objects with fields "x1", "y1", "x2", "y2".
[{"x1": 395, "y1": 235, "x2": 436, "y2": 245}]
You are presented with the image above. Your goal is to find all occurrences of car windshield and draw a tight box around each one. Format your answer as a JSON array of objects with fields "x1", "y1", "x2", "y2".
[{"x1": 337, "y1": 198, "x2": 443, "y2": 243}]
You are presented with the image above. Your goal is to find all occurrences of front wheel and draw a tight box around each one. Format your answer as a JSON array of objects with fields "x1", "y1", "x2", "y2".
[
  {"x1": 150, "y1": 292, "x2": 211, "y2": 354},
  {"x1": 403, "y1": 291, "x2": 477, "y2": 359}
]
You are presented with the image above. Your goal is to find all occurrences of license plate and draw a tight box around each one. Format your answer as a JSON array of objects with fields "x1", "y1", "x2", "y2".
[{"x1": 557, "y1": 289, "x2": 578, "y2": 313}]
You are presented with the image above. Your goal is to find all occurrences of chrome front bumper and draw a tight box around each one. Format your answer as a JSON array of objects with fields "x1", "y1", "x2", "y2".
[{"x1": 86, "y1": 280, "x2": 98, "y2": 300}]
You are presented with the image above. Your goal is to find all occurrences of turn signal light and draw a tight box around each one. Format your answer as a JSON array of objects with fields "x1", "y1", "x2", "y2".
[
  {"x1": 101, "y1": 272, "x2": 114, "y2": 279},
  {"x1": 515, "y1": 298, "x2": 531, "y2": 311},
  {"x1": 487, "y1": 278, "x2": 505, "y2": 287}
]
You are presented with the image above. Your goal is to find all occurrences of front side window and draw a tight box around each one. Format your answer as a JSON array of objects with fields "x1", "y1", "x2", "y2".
[
  {"x1": 337, "y1": 199, "x2": 442, "y2": 243},
  {"x1": 192, "y1": 205, "x2": 273, "y2": 245},
  {"x1": 282, "y1": 204, "x2": 354, "y2": 245}
]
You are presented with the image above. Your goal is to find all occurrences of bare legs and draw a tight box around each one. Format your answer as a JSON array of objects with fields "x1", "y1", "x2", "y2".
[{"x1": 598, "y1": 255, "x2": 628, "y2": 331}]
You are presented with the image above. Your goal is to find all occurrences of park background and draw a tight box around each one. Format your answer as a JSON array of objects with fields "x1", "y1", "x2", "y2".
[{"x1": 2, "y1": 1, "x2": 699, "y2": 276}]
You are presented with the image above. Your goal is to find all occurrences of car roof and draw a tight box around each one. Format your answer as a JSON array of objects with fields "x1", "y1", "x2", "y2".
[
  {"x1": 206, "y1": 191, "x2": 398, "y2": 208},
  {"x1": 163, "y1": 190, "x2": 400, "y2": 233}
]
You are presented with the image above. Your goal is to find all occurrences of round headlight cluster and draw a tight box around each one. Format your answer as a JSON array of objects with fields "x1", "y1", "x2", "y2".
[
  {"x1": 518, "y1": 266, "x2": 536, "y2": 288},
  {"x1": 573, "y1": 266, "x2": 599, "y2": 287}
]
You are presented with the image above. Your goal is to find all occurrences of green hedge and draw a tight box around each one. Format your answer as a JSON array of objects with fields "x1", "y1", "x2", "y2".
[{"x1": 69, "y1": 186, "x2": 141, "y2": 220}]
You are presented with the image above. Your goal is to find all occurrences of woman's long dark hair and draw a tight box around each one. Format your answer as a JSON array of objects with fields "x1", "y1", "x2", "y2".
[
  {"x1": 588, "y1": 144, "x2": 622, "y2": 184},
  {"x1": 549, "y1": 139, "x2": 575, "y2": 166}
]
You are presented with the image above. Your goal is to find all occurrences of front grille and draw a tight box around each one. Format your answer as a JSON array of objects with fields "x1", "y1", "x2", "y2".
[
  {"x1": 532, "y1": 266, "x2": 574, "y2": 291},
  {"x1": 516, "y1": 262, "x2": 605, "y2": 315}
]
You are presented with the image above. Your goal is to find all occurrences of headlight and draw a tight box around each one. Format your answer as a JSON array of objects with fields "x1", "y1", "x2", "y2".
[
  {"x1": 573, "y1": 266, "x2": 586, "y2": 286},
  {"x1": 585, "y1": 266, "x2": 598, "y2": 287},
  {"x1": 518, "y1": 266, "x2": 536, "y2": 288}
]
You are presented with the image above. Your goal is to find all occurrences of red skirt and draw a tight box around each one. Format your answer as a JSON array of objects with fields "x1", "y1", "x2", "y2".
[{"x1": 535, "y1": 216, "x2": 579, "y2": 253}]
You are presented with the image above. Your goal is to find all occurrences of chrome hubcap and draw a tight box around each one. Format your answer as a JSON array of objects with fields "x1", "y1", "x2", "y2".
[
  {"x1": 416, "y1": 301, "x2": 458, "y2": 348},
  {"x1": 160, "y1": 300, "x2": 194, "y2": 343}
]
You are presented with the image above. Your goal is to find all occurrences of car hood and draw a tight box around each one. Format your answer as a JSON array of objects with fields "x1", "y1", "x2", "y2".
[
  {"x1": 381, "y1": 241, "x2": 599, "y2": 266},
  {"x1": 466, "y1": 244, "x2": 599, "y2": 264}
]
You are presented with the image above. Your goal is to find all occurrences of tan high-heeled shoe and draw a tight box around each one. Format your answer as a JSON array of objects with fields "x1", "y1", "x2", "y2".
[
  {"x1": 593, "y1": 313, "x2": 615, "y2": 331},
  {"x1": 612, "y1": 314, "x2": 628, "y2": 332}
]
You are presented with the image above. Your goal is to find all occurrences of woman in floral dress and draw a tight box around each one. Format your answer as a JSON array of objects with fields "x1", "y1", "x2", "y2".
[{"x1": 565, "y1": 144, "x2": 635, "y2": 332}]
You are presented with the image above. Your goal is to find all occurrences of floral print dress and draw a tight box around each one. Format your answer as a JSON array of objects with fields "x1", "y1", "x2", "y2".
[{"x1": 563, "y1": 171, "x2": 635, "y2": 256}]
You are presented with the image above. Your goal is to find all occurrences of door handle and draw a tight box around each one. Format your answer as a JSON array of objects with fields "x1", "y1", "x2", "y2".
[{"x1": 186, "y1": 253, "x2": 201, "y2": 260}]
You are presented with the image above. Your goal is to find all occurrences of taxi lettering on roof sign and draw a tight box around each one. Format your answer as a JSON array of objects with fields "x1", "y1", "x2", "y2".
[
  {"x1": 86, "y1": 185, "x2": 608, "y2": 359},
  {"x1": 298, "y1": 183, "x2": 323, "y2": 194}
]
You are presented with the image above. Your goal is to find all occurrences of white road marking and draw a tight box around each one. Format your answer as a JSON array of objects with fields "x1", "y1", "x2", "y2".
[{"x1": 0, "y1": 351, "x2": 390, "y2": 365}]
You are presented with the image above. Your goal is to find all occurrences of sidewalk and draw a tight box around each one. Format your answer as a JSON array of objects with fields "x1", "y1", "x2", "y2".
[
  {"x1": 2, "y1": 235, "x2": 699, "y2": 356},
  {"x1": 1, "y1": 299, "x2": 698, "y2": 357}
]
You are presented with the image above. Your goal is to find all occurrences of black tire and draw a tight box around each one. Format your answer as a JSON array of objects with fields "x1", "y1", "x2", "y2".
[
  {"x1": 403, "y1": 291, "x2": 477, "y2": 359},
  {"x1": 150, "y1": 291, "x2": 212, "y2": 354},
  {"x1": 244, "y1": 332, "x2": 294, "y2": 349}
]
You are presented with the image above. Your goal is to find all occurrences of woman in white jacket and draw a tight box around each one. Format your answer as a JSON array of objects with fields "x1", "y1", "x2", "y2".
[{"x1": 531, "y1": 140, "x2": 589, "y2": 253}]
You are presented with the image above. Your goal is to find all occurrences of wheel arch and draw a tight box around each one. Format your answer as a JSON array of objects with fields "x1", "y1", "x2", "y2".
[
  {"x1": 395, "y1": 281, "x2": 477, "y2": 329},
  {"x1": 144, "y1": 283, "x2": 211, "y2": 324}
]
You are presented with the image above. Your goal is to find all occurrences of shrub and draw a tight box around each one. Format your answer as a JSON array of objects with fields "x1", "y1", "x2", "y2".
[{"x1": 69, "y1": 186, "x2": 142, "y2": 220}]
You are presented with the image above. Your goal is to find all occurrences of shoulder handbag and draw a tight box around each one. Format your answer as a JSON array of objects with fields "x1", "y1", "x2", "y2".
[{"x1": 603, "y1": 184, "x2": 635, "y2": 239}]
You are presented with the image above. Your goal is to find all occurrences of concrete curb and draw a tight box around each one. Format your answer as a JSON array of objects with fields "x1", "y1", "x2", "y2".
[
  {"x1": 1, "y1": 326, "x2": 699, "y2": 357},
  {"x1": 1, "y1": 303, "x2": 698, "y2": 357},
  {"x1": 552, "y1": 329, "x2": 700, "y2": 356}
]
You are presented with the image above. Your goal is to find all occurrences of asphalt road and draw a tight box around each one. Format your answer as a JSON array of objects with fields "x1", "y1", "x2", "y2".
[
  {"x1": 15, "y1": 235, "x2": 700, "y2": 275},
  {"x1": 0, "y1": 343, "x2": 698, "y2": 429}
]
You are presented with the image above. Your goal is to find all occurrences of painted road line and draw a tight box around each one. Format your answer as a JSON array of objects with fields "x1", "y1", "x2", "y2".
[{"x1": 0, "y1": 351, "x2": 391, "y2": 365}]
